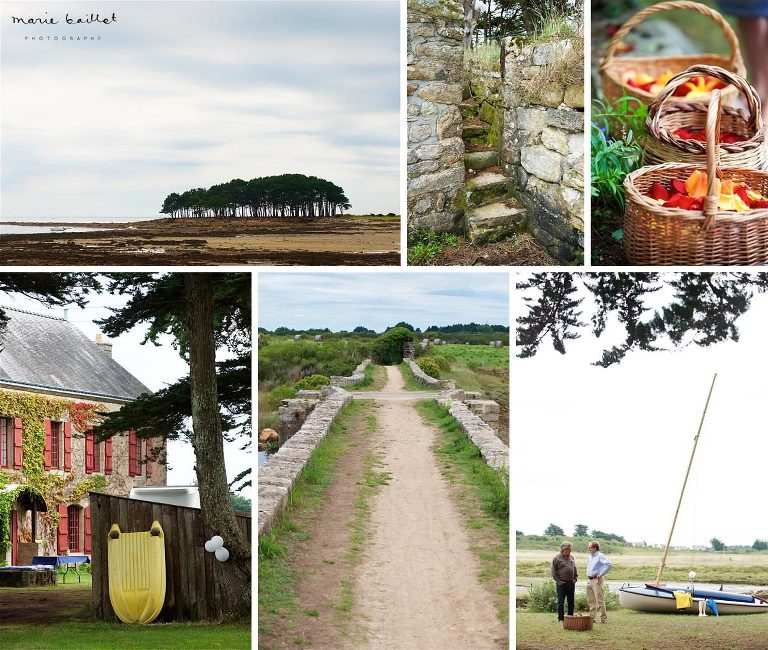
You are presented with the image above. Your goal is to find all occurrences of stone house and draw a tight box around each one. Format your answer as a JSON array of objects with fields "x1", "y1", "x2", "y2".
[{"x1": 0, "y1": 307, "x2": 165, "y2": 565}]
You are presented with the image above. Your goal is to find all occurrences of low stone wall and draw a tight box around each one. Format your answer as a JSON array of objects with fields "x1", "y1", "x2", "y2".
[
  {"x1": 407, "y1": 0, "x2": 465, "y2": 233},
  {"x1": 258, "y1": 387, "x2": 353, "y2": 535},
  {"x1": 407, "y1": 359, "x2": 454, "y2": 389},
  {"x1": 437, "y1": 397, "x2": 509, "y2": 472},
  {"x1": 277, "y1": 398, "x2": 319, "y2": 445},
  {"x1": 330, "y1": 359, "x2": 370, "y2": 388},
  {"x1": 501, "y1": 38, "x2": 584, "y2": 263}
]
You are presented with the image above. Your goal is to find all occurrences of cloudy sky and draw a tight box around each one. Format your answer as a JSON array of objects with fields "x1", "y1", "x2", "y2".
[
  {"x1": 259, "y1": 272, "x2": 511, "y2": 331},
  {"x1": 1, "y1": 1, "x2": 399, "y2": 219},
  {"x1": 0, "y1": 284, "x2": 250, "y2": 497},
  {"x1": 513, "y1": 276, "x2": 768, "y2": 547}
]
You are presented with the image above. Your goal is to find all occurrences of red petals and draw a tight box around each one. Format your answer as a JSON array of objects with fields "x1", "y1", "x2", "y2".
[
  {"x1": 671, "y1": 179, "x2": 687, "y2": 194},
  {"x1": 651, "y1": 182, "x2": 670, "y2": 200},
  {"x1": 672, "y1": 128, "x2": 747, "y2": 143},
  {"x1": 752, "y1": 200, "x2": 768, "y2": 209},
  {"x1": 663, "y1": 192, "x2": 684, "y2": 208}
]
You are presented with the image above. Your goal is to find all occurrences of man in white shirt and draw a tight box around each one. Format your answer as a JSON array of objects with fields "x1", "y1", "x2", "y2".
[{"x1": 586, "y1": 540, "x2": 613, "y2": 623}]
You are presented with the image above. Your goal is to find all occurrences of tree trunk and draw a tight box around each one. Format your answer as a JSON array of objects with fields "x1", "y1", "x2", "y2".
[
  {"x1": 463, "y1": 0, "x2": 477, "y2": 49},
  {"x1": 183, "y1": 273, "x2": 251, "y2": 621}
]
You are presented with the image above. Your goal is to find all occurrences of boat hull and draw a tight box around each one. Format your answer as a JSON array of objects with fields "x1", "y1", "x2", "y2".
[{"x1": 619, "y1": 585, "x2": 768, "y2": 615}]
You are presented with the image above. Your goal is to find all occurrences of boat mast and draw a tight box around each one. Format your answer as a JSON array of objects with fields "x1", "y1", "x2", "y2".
[{"x1": 655, "y1": 373, "x2": 717, "y2": 588}]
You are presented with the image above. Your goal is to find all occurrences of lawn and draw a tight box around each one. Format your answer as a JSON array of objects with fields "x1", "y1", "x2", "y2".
[
  {"x1": 517, "y1": 608, "x2": 768, "y2": 650},
  {"x1": 0, "y1": 622, "x2": 250, "y2": 649}
]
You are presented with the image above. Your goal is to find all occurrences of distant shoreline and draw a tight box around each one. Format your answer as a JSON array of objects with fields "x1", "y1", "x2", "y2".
[{"x1": 0, "y1": 215, "x2": 401, "y2": 266}]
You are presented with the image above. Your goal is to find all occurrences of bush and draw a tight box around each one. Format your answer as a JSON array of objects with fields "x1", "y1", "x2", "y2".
[
  {"x1": 294, "y1": 374, "x2": 330, "y2": 391},
  {"x1": 371, "y1": 327, "x2": 414, "y2": 364},
  {"x1": 266, "y1": 384, "x2": 296, "y2": 410},
  {"x1": 417, "y1": 357, "x2": 441, "y2": 379},
  {"x1": 528, "y1": 579, "x2": 558, "y2": 613}
]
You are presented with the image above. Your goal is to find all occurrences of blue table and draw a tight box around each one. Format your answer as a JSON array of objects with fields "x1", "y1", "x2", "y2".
[{"x1": 32, "y1": 555, "x2": 90, "y2": 583}]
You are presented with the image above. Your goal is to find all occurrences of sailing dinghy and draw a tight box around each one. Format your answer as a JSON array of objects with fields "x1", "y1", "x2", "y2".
[{"x1": 619, "y1": 374, "x2": 768, "y2": 615}]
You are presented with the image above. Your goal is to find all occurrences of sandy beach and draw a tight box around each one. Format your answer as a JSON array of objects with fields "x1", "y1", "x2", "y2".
[{"x1": 0, "y1": 216, "x2": 400, "y2": 266}]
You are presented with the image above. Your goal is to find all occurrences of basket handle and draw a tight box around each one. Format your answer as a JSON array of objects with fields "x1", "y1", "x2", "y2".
[
  {"x1": 647, "y1": 64, "x2": 763, "y2": 135},
  {"x1": 702, "y1": 89, "x2": 723, "y2": 232},
  {"x1": 600, "y1": 1, "x2": 743, "y2": 72}
]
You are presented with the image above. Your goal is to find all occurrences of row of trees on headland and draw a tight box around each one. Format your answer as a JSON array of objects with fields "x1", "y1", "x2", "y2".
[{"x1": 160, "y1": 174, "x2": 351, "y2": 219}]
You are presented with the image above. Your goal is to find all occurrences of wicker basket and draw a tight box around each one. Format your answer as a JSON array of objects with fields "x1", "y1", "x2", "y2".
[
  {"x1": 624, "y1": 90, "x2": 768, "y2": 266},
  {"x1": 644, "y1": 65, "x2": 768, "y2": 169},
  {"x1": 563, "y1": 615, "x2": 593, "y2": 631},
  {"x1": 599, "y1": 1, "x2": 745, "y2": 108}
]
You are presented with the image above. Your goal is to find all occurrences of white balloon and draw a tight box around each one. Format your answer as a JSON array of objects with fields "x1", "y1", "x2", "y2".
[
  {"x1": 688, "y1": 571, "x2": 697, "y2": 579},
  {"x1": 215, "y1": 547, "x2": 230, "y2": 562},
  {"x1": 209, "y1": 535, "x2": 224, "y2": 550},
  {"x1": 204, "y1": 539, "x2": 216, "y2": 552}
]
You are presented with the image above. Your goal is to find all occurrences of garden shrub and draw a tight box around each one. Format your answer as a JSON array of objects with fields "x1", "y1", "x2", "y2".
[
  {"x1": 266, "y1": 384, "x2": 296, "y2": 411},
  {"x1": 528, "y1": 579, "x2": 558, "y2": 612},
  {"x1": 417, "y1": 358, "x2": 441, "y2": 379},
  {"x1": 294, "y1": 374, "x2": 330, "y2": 391}
]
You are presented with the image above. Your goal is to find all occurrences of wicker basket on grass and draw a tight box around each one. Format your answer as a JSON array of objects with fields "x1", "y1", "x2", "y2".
[
  {"x1": 644, "y1": 65, "x2": 768, "y2": 168},
  {"x1": 563, "y1": 614, "x2": 593, "y2": 631},
  {"x1": 599, "y1": 1, "x2": 745, "y2": 108},
  {"x1": 624, "y1": 90, "x2": 768, "y2": 265}
]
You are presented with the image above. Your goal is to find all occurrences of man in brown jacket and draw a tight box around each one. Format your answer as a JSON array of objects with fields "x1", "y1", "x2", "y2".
[{"x1": 551, "y1": 541, "x2": 578, "y2": 622}]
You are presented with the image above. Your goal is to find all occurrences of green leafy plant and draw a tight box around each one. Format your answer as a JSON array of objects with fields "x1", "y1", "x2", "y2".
[
  {"x1": 528, "y1": 579, "x2": 558, "y2": 613},
  {"x1": 591, "y1": 125, "x2": 643, "y2": 210},
  {"x1": 592, "y1": 96, "x2": 648, "y2": 140},
  {"x1": 407, "y1": 231, "x2": 460, "y2": 266},
  {"x1": 575, "y1": 583, "x2": 619, "y2": 612},
  {"x1": 293, "y1": 374, "x2": 330, "y2": 391},
  {"x1": 416, "y1": 358, "x2": 441, "y2": 379}
]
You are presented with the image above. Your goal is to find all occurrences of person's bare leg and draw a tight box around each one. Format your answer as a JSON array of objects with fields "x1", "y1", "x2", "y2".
[{"x1": 737, "y1": 17, "x2": 768, "y2": 122}]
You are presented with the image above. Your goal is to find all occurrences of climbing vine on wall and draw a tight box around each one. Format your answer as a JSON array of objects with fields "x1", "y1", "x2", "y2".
[{"x1": 0, "y1": 390, "x2": 105, "y2": 559}]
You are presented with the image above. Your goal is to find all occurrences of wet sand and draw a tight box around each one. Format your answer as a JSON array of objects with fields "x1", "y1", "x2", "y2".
[{"x1": 0, "y1": 216, "x2": 400, "y2": 266}]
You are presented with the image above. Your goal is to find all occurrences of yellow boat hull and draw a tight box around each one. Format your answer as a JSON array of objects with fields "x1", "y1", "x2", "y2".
[{"x1": 107, "y1": 521, "x2": 166, "y2": 624}]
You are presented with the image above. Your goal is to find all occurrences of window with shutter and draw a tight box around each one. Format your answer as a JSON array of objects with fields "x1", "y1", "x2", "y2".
[
  {"x1": 50, "y1": 421, "x2": 62, "y2": 469},
  {"x1": 57, "y1": 504, "x2": 68, "y2": 554},
  {"x1": 84, "y1": 507, "x2": 92, "y2": 554},
  {"x1": 85, "y1": 429, "x2": 94, "y2": 474},
  {"x1": 93, "y1": 437, "x2": 101, "y2": 473},
  {"x1": 63, "y1": 421, "x2": 72, "y2": 471},
  {"x1": 104, "y1": 438, "x2": 112, "y2": 475},
  {"x1": 67, "y1": 505, "x2": 80, "y2": 552},
  {"x1": 0, "y1": 417, "x2": 10, "y2": 468},
  {"x1": 13, "y1": 418, "x2": 23, "y2": 469}
]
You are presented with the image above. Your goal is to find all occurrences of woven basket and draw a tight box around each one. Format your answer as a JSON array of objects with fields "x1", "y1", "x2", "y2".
[
  {"x1": 563, "y1": 615, "x2": 593, "y2": 631},
  {"x1": 624, "y1": 90, "x2": 768, "y2": 265},
  {"x1": 599, "y1": 1, "x2": 745, "y2": 108},
  {"x1": 644, "y1": 65, "x2": 768, "y2": 169}
]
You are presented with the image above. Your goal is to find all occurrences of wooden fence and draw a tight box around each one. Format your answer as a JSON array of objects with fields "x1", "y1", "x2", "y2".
[{"x1": 89, "y1": 492, "x2": 251, "y2": 622}]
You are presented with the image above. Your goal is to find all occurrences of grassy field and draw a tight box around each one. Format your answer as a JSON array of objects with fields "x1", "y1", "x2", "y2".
[
  {"x1": 428, "y1": 344, "x2": 509, "y2": 444},
  {"x1": 517, "y1": 608, "x2": 768, "y2": 650},
  {"x1": 0, "y1": 622, "x2": 250, "y2": 649},
  {"x1": 517, "y1": 548, "x2": 768, "y2": 585},
  {"x1": 417, "y1": 400, "x2": 509, "y2": 634}
]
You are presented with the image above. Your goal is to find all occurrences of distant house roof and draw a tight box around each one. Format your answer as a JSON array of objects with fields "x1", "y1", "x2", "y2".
[{"x1": 0, "y1": 306, "x2": 149, "y2": 402}]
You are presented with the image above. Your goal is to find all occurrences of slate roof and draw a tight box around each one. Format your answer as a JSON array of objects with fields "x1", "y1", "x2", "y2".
[{"x1": 0, "y1": 306, "x2": 149, "y2": 401}]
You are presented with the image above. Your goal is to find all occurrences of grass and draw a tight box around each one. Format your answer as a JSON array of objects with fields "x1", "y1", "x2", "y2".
[
  {"x1": 346, "y1": 363, "x2": 386, "y2": 392},
  {"x1": 0, "y1": 622, "x2": 250, "y2": 649},
  {"x1": 517, "y1": 608, "x2": 768, "y2": 650},
  {"x1": 407, "y1": 231, "x2": 461, "y2": 266},
  {"x1": 258, "y1": 401, "x2": 364, "y2": 636},
  {"x1": 517, "y1": 549, "x2": 768, "y2": 585},
  {"x1": 334, "y1": 405, "x2": 389, "y2": 623},
  {"x1": 431, "y1": 343, "x2": 509, "y2": 369},
  {"x1": 465, "y1": 41, "x2": 501, "y2": 74},
  {"x1": 397, "y1": 362, "x2": 440, "y2": 392},
  {"x1": 416, "y1": 400, "x2": 509, "y2": 628}
]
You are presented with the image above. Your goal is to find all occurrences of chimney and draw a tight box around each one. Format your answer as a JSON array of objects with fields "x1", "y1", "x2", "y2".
[{"x1": 95, "y1": 332, "x2": 113, "y2": 358}]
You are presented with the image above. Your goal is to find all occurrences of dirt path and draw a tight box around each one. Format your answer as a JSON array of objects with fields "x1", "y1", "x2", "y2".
[
  {"x1": 350, "y1": 366, "x2": 504, "y2": 649},
  {"x1": 0, "y1": 585, "x2": 91, "y2": 625}
]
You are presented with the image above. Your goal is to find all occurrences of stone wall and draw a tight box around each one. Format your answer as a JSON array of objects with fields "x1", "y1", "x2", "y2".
[
  {"x1": 277, "y1": 397, "x2": 319, "y2": 445},
  {"x1": 437, "y1": 396, "x2": 509, "y2": 472},
  {"x1": 406, "y1": 359, "x2": 454, "y2": 389},
  {"x1": 330, "y1": 359, "x2": 370, "y2": 388},
  {"x1": 502, "y1": 38, "x2": 584, "y2": 263},
  {"x1": 407, "y1": 0, "x2": 465, "y2": 233},
  {"x1": 259, "y1": 387, "x2": 353, "y2": 535}
]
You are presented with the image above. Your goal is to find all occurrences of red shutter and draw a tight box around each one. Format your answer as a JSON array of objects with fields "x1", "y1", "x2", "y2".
[
  {"x1": 11, "y1": 511, "x2": 18, "y2": 565},
  {"x1": 84, "y1": 507, "x2": 92, "y2": 554},
  {"x1": 85, "y1": 427, "x2": 94, "y2": 474},
  {"x1": 104, "y1": 438, "x2": 112, "y2": 475},
  {"x1": 44, "y1": 419, "x2": 52, "y2": 469},
  {"x1": 128, "y1": 430, "x2": 137, "y2": 476},
  {"x1": 145, "y1": 438, "x2": 153, "y2": 479},
  {"x1": 13, "y1": 418, "x2": 23, "y2": 469},
  {"x1": 63, "y1": 421, "x2": 72, "y2": 471},
  {"x1": 57, "y1": 504, "x2": 69, "y2": 554}
]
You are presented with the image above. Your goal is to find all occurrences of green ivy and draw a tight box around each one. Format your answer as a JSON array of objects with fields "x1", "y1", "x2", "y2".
[{"x1": 0, "y1": 390, "x2": 103, "y2": 562}]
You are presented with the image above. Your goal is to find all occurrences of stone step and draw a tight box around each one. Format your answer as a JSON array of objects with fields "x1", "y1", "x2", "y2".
[
  {"x1": 465, "y1": 171, "x2": 509, "y2": 208},
  {"x1": 464, "y1": 149, "x2": 499, "y2": 172},
  {"x1": 460, "y1": 101, "x2": 479, "y2": 121},
  {"x1": 462, "y1": 120, "x2": 490, "y2": 146},
  {"x1": 465, "y1": 200, "x2": 527, "y2": 245}
]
